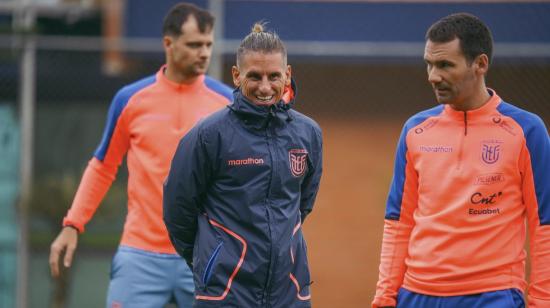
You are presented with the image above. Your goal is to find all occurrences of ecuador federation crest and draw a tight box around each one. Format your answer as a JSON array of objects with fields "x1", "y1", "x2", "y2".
[
  {"x1": 289, "y1": 149, "x2": 308, "y2": 177},
  {"x1": 481, "y1": 140, "x2": 502, "y2": 164}
]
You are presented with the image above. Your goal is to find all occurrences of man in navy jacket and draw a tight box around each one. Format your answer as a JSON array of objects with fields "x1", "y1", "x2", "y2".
[{"x1": 163, "y1": 22, "x2": 323, "y2": 307}]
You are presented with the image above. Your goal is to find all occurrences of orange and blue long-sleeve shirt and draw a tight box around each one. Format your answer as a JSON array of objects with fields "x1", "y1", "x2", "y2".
[
  {"x1": 373, "y1": 90, "x2": 550, "y2": 307},
  {"x1": 63, "y1": 66, "x2": 232, "y2": 254}
]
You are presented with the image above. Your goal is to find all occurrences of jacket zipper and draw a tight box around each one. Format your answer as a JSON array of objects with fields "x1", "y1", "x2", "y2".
[
  {"x1": 262, "y1": 108, "x2": 276, "y2": 307},
  {"x1": 177, "y1": 86, "x2": 182, "y2": 130},
  {"x1": 456, "y1": 111, "x2": 468, "y2": 170}
]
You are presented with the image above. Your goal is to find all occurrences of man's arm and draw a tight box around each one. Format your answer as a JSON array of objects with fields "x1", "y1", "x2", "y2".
[
  {"x1": 299, "y1": 127, "x2": 323, "y2": 222},
  {"x1": 163, "y1": 124, "x2": 212, "y2": 267},
  {"x1": 372, "y1": 124, "x2": 418, "y2": 308},
  {"x1": 49, "y1": 89, "x2": 131, "y2": 277},
  {"x1": 521, "y1": 116, "x2": 550, "y2": 307}
]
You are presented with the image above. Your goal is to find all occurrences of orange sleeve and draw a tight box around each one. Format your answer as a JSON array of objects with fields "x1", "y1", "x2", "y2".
[
  {"x1": 62, "y1": 108, "x2": 130, "y2": 233},
  {"x1": 372, "y1": 150, "x2": 418, "y2": 308}
]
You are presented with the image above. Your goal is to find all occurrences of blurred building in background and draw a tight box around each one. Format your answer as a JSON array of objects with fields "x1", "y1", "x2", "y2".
[{"x1": 1, "y1": 0, "x2": 549, "y2": 307}]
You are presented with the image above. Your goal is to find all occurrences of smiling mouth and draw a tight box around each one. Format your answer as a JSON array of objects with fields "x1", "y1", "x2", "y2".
[
  {"x1": 253, "y1": 95, "x2": 276, "y2": 105},
  {"x1": 256, "y1": 95, "x2": 273, "y2": 102}
]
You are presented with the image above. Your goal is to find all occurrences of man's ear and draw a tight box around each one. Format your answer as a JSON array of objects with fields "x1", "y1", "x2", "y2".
[
  {"x1": 163, "y1": 35, "x2": 172, "y2": 51},
  {"x1": 232, "y1": 66, "x2": 241, "y2": 87},
  {"x1": 475, "y1": 54, "x2": 489, "y2": 76}
]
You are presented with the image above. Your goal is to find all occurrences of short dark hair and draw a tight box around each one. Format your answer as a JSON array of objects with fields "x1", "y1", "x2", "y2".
[
  {"x1": 426, "y1": 13, "x2": 493, "y2": 64},
  {"x1": 162, "y1": 2, "x2": 214, "y2": 36},
  {"x1": 236, "y1": 22, "x2": 287, "y2": 67}
]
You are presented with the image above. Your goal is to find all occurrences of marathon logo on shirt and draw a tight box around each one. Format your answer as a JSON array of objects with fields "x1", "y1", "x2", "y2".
[
  {"x1": 289, "y1": 149, "x2": 308, "y2": 177},
  {"x1": 227, "y1": 157, "x2": 265, "y2": 166},
  {"x1": 419, "y1": 145, "x2": 453, "y2": 153},
  {"x1": 481, "y1": 140, "x2": 503, "y2": 164}
]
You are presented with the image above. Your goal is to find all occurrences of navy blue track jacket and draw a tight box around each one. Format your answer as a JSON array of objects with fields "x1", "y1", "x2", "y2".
[{"x1": 163, "y1": 80, "x2": 323, "y2": 308}]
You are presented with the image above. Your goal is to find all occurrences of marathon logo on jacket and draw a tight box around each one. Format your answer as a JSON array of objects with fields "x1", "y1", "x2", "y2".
[
  {"x1": 227, "y1": 157, "x2": 265, "y2": 166},
  {"x1": 481, "y1": 140, "x2": 503, "y2": 164},
  {"x1": 289, "y1": 149, "x2": 308, "y2": 177}
]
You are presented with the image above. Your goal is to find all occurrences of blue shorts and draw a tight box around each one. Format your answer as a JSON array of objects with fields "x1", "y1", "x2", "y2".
[
  {"x1": 397, "y1": 288, "x2": 524, "y2": 308},
  {"x1": 106, "y1": 245, "x2": 194, "y2": 308}
]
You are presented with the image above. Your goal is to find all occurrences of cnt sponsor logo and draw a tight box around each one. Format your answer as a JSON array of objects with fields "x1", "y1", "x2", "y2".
[
  {"x1": 468, "y1": 191, "x2": 503, "y2": 215},
  {"x1": 227, "y1": 157, "x2": 265, "y2": 166},
  {"x1": 481, "y1": 139, "x2": 503, "y2": 164},
  {"x1": 289, "y1": 149, "x2": 308, "y2": 177}
]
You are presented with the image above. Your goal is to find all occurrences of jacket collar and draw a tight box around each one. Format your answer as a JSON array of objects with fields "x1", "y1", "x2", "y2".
[
  {"x1": 228, "y1": 78, "x2": 297, "y2": 126},
  {"x1": 444, "y1": 88, "x2": 501, "y2": 121}
]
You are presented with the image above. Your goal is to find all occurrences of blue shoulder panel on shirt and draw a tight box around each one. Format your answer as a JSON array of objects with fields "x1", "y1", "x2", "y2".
[
  {"x1": 385, "y1": 105, "x2": 444, "y2": 220},
  {"x1": 204, "y1": 75, "x2": 233, "y2": 101},
  {"x1": 94, "y1": 75, "x2": 156, "y2": 161},
  {"x1": 498, "y1": 102, "x2": 550, "y2": 225}
]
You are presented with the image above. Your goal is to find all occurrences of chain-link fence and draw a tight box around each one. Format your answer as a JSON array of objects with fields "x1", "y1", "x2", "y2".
[{"x1": 18, "y1": 46, "x2": 549, "y2": 192}]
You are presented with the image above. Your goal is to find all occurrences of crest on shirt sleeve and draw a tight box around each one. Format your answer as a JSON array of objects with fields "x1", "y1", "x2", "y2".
[{"x1": 289, "y1": 149, "x2": 308, "y2": 177}]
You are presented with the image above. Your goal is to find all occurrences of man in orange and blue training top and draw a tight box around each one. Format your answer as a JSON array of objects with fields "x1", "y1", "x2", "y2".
[
  {"x1": 48, "y1": 3, "x2": 232, "y2": 307},
  {"x1": 372, "y1": 13, "x2": 550, "y2": 308}
]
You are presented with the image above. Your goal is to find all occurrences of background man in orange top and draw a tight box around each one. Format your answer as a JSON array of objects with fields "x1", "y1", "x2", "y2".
[
  {"x1": 48, "y1": 3, "x2": 232, "y2": 307},
  {"x1": 373, "y1": 13, "x2": 550, "y2": 308}
]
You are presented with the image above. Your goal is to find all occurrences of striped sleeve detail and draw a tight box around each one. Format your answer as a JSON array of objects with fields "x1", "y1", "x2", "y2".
[
  {"x1": 204, "y1": 75, "x2": 234, "y2": 101},
  {"x1": 498, "y1": 102, "x2": 550, "y2": 224},
  {"x1": 385, "y1": 105, "x2": 444, "y2": 220},
  {"x1": 94, "y1": 75, "x2": 156, "y2": 161}
]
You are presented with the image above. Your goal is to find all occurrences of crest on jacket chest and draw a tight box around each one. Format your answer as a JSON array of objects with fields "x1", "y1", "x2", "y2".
[{"x1": 289, "y1": 149, "x2": 308, "y2": 177}]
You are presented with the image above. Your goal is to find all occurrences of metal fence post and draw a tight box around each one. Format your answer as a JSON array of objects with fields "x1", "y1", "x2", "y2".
[
  {"x1": 14, "y1": 1, "x2": 36, "y2": 307},
  {"x1": 208, "y1": 0, "x2": 225, "y2": 81}
]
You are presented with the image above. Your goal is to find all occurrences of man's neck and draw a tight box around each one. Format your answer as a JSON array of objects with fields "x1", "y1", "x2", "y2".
[
  {"x1": 451, "y1": 84, "x2": 491, "y2": 112},
  {"x1": 164, "y1": 66, "x2": 199, "y2": 85}
]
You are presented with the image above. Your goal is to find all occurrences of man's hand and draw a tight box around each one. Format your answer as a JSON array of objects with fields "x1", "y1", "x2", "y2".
[{"x1": 49, "y1": 226, "x2": 79, "y2": 277}]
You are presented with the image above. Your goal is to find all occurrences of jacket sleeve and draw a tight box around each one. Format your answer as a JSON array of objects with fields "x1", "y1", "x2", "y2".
[
  {"x1": 163, "y1": 124, "x2": 212, "y2": 264},
  {"x1": 521, "y1": 116, "x2": 550, "y2": 308},
  {"x1": 62, "y1": 91, "x2": 131, "y2": 232},
  {"x1": 299, "y1": 126, "x2": 323, "y2": 222},
  {"x1": 372, "y1": 124, "x2": 418, "y2": 308}
]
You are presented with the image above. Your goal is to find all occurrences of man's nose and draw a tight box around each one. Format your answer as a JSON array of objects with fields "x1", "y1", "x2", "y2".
[
  {"x1": 427, "y1": 67, "x2": 442, "y2": 83},
  {"x1": 199, "y1": 45, "x2": 211, "y2": 58},
  {"x1": 259, "y1": 77, "x2": 271, "y2": 93}
]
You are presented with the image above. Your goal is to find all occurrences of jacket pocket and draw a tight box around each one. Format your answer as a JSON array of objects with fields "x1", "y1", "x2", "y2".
[
  {"x1": 202, "y1": 242, "x2": 224, "y2": 286},
  {"x1": 195, "y1": 216, "x2": 248, "y2": 302},
  {"x1": 289, "y1": 222, "x2": 312, "y2": 301}
]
